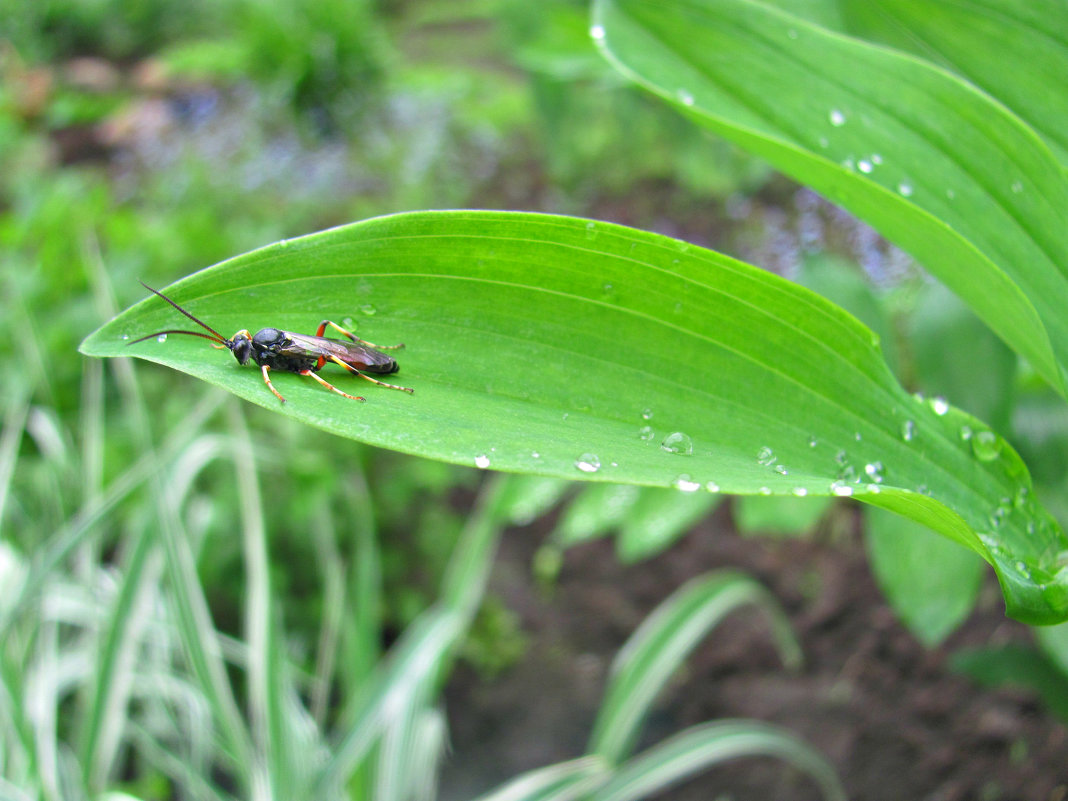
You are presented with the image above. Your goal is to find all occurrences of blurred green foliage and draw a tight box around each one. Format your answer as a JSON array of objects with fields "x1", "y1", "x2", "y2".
[{"x1": 4, "y1": 0, "x2": 1067, "y2": 795}]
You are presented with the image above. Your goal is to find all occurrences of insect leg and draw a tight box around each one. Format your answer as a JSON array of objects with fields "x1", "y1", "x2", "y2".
[
  {"x1": 261, "y1": 365, "x2": 287, "y2": 404},
  {"x1": 299, "y1": 369, "x2": 366, "y2": 402},
  {"x1": 329, "y1": 356, "x2": 414, "y2": 393},
  {"x1": 316, "y1": 320, "x2": 404, "y2": 350}
]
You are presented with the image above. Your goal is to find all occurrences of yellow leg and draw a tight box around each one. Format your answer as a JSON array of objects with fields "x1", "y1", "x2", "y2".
[
  {"x1": 317, "y1": 320, "x2": 404, "y2": 350},
  {"x1": 329, "y1": 356, "x2": 414, "y2": 393},
  {"x1": 261, "y1": 365, "x2": 287, "y2": 404},
  {"x1": 299, "y1": 369, "x2": 366, "y2": 401}
]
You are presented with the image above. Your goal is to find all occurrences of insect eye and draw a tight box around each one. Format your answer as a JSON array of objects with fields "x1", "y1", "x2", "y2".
[{"x1": 232, "y1": 338, "x2": 252, "y2": 365}]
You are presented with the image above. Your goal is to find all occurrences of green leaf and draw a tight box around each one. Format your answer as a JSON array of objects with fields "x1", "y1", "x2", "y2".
[
  {"x1": 593, "y1": 0, "x2": 1068, "y2": 399},
  {"x1": 79, "y1": 211, "x2": 1068, "y2": 622},
  {"x1": 864, "y1": 506, "x2": 985, "y2": 646},
  {"x1": 590, "y1": 720, "x2": 846, "y2": 801},
  {"x1": 615, "y1": 487, "x2": 720, "y2": 562},
  {"x1": 734, "y1": 494, "x2": 831, "y2": 537},
  {"x1": 471, "y1": 757, "x2": 609, "y2": 801},
  {"x1": 833, "y1": 0, "x2": 1068, "y2": 164},
  {"x1": 589, "y1": 571, "x2": 800, "y2": 765}
]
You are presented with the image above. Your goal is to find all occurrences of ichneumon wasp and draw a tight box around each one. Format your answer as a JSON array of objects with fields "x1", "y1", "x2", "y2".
[{"x1": 130, "y1": 282, "x2": 414, "y2": 404}]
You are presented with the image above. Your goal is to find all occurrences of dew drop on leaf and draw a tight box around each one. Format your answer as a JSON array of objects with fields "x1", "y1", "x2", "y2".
[
  {"x1": 661, "y1": 432, "x2": 694, "y2": 455},
  {"x1": 575, "y1": 453, "x2": 601, "y2": 473}
]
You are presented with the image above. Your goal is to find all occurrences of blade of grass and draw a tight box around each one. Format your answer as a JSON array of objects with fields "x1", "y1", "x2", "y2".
[
  {"x1": 470, "y1": 757, "x2": 610, "y2": 801},
  {"x1": 590, "y1": 720, "x2": 845, "y2": 801},
  {"x1": 589, "y1": 571, "x2": 801, "y2": 764}
]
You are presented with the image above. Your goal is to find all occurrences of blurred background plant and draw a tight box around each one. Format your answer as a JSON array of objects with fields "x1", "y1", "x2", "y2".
[{"x1": 2, "y1": 0, "x2": 1067, "y2": 799}]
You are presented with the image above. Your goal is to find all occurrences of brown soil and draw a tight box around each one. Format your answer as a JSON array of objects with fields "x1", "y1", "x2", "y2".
[{"x1": 441, "y1": 502, "x2": 1068, "y2": 801}]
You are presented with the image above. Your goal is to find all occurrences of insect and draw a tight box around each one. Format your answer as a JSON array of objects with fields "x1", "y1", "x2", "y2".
[{"x1": 130, "y1": 282, "x2": 414, "y2": 404}]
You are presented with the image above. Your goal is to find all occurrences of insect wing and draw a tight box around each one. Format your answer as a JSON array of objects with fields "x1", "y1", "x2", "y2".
[{"x1": 283, "y1": 332, "x2": 396, "y2": 371}]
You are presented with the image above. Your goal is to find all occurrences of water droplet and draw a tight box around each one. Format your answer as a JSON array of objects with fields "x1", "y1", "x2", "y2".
[
  {"x1": 157, "y1": 333, "x2": 168, "y2": 343},
  {"x1": 531, "y1": 451, "x2": 540, "y2": 459},
  {"x1": 959, "y1": 425, "x2": 972, "y2": 441},
  {"x1": 792, "y1": 487, "x2": 808, "y2": 497},
  {"x1": 818, "y1": 136, "x2": 829, "y2": 148},
  {"x1": 946, "y1": 188, "x2": 956, "y2": 200},
  {"x1": 575, "y1": 453, "x2": 601, "y2": 473},
  {"x1": 871, "y1": 154, "x2": 883, "y2": 165},
  {"x1": 641, "y1": 408, "x2": 653, "y2": 420},
  {"x1": 590, "y1": 24, "x2": 606, "y2": 40},
  {"x1": 277, "y1": 238, "x2": 291, "y2": 249},
  {"x1": 757, "y1": 446, "x2": 776, "y2": 466},
  {"x1": 971, "y1": 430, "x2": 1001, "y2": 461},
  {"x1": 1011, "y1": 180, "x2": 1023, "y2": 194},
  {"x1": 585, "y1": 221, "x2": 597, "y2": 240},
  {"x1": 661, "y1": 432, "x2": 694, "y2": 455},
  {"x1": 930, "y1": 397, "x2": 949, "y2": 416},
  {"x1": 854, "y1": 432, "x2": 863, "y2": 441},
  {"x1": 120, "y1": 334, "x2": 130, "y2": 341},
  {"x1": 829, "y1": 109, "x2": 846, "y2": 127},
  {"x1": 864, "y1": 461, "x2": 884, "y2": 483},
  {"x1": 830, "y1": 481, "x2": 853, "y2": 497},
  {"x1": 342, "y1": 316, "x2": 356, "y2": 329},
  {"x1": 475, "y1": 454, "x2": 490, "y2": 469},
  {"x1": 706, "y1": 481, "x2": 720, "y2": 493},
  {"x1": 674, "y1": 475, "x2": 700, "y2": 492},
  {"x1": 638, "y1": 425, "x2": 655, "y2": 442},
  {"x1": 360, "y1": 304, "x2": 376, "y2": 316},
  {"x1": 897, "y1": 182, "x2": 914, "y2": 197},
  {"x1": 808, "y1": 436, "x2": 818, "y2": 448},
  {"x1": 774, "y1": 464, "x2": 789, "y2": 475},
  {"x1": 900, "y1": 420, "x2": 916, "y2": 442},
  {"x1": 867, "y1": 484, "x2": 881, "y2": 494},
  {"x1": 758, "y1": 487, "x2": 772, "y2": 496},
  {"x1": 676, "y1": 88, "x2": 695, "y2": 106},
  {"x1": 858, "y1": 159, "x2": 873, "y2": 174}
]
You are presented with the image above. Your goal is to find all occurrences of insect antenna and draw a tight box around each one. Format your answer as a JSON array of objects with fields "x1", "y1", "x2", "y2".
[{"x1": 131, "y1": 281, "x2": 229, "y2": 345}]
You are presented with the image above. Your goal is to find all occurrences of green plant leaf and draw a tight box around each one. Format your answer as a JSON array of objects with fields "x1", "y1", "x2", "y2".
[
  {"x1": 589, "y1": 570, "x2": 800, "y2": 764},
  {"x1": 864, "y1": 506, "x2": 985, "y2": 646},
  {"x1": 590, "y1": 720, "x2": 846, "y2": 801},
  {"x1": 79, "y1": 211, "x2": 1068, "y2": 623},
  {"x1": 832, "y1": 0, "x2": 1068, "y2": 164},
  {"x1": 593, "y1": 0, "x2": 1068, "y2": 400}
]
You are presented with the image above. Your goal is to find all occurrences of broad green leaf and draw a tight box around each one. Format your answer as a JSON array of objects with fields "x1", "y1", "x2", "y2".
[
  {"x1": 864, "y1": 506, "x2": 984, "y2": 646},
  {"x1": 906, "y1": 282, "x2": 1016, "y2": 435},
  {"x1": 834, "y1": 0, "x2": 1068, "y2": 164},
  {"x1": 593, "y1": 0, "x2": 1068, "y2": 399},
  {"x1": 79, "y1": 211, "x2": 1068, "y2": 622}
]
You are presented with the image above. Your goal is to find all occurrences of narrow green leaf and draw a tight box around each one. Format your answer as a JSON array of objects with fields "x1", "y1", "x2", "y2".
[
  {"x1": 589, "y1": 571, "x2": 800, "y2": 764},
  {"x1": 590, "y1": 720, "x2": 846, "y2": 801},
  {"x1": 864, "y1": 506, "x2": 985, "y2": 646},
  {"x1": 79, "y1": 211, "x2": 1068, "y2": 622},
  {"x1": 594, "y1": 0, "x2": 1068, "y2": 398},
  {"x1": 470, "y1": 756, "x2": 609, "y2": 801}
]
